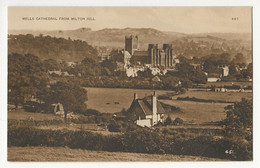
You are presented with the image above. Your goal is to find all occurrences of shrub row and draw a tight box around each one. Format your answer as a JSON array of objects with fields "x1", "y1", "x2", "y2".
[
  {"x1": 162, "y1": 127, "x2": 224, "y2": 136},
  {"x1": 177, "y1": 96, "x2": 235, "y2": 104},
  {"x1": 8, "y1": 126, "x2": 252, "y2": 161}
]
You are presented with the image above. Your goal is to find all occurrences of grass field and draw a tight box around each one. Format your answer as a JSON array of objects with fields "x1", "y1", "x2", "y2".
[
  {"x1": 86, "y1": 87, "x2": 252, "y2": 124},
  {"x1": 85, "y1": 87, "x2": 173, "y2": 113},
  {"x1": 8, "y1": 147, "x2": 226, "y2": 161},
  {"x1": 161, "y1": 100, "x2": 228, "y2": 123}
]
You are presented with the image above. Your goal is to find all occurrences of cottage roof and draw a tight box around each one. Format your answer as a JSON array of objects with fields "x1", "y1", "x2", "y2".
[
  {"x1": 132, "y1": 96, "x2": 165, "y2": 115},
  {"x1": 152, "y1": 76, "x2": 161, "y2": 82},
  {"x1": 138, "y1": 100, "x2": 152, "y2": 115}
]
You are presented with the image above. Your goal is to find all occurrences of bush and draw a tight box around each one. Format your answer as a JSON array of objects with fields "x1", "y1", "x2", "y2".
[
  {"x1": 224, "y1": 85, "x2": 241, "y2": 90},
  {"x1": 23, "y1": 101, "x2": 42, "y2": 112},
  {"x1": 79, "y1": 109, "x2": 101, "y2": 116},
  {"x1": 107, "y1": 121, "x2": 121, "y2": 132},
  {"x1": 165, "y1": 116, "x2": 172, "y2": 125},
  {"x1": 173, "y1": 117, "x2": 183, "y2": 126}
]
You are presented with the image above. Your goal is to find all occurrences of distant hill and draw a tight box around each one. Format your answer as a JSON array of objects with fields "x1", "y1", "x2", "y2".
[
  {"x1": 9, "y1": 28, "x2": 251, "y2": 47},
  {"x1": 169, "y1": 33, "x2": 252, "y2": 62},
  {"x1": 199, "y1": 33, "x2": 251, "y2": 42},
  {"x1": 8, "y1": 28, "x2": 252, "y2": 62},
  {"x1": 9, "y1": 28, "x2": 187, "y2": 50},
  {"x1": 8, "y1": 34, "x2": 98, "y2": 62}
]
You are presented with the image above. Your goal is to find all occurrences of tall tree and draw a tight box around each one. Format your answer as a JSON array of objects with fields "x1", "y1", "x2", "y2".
[
  {"x1": 176, "y1": 63, "x2": 207, "y2": 84},
  {"x1": 224, "y1": 98, "x2": 253, "y2": 137},
  {"x1": 8, "y1": 53, "x2": 48, "y2": 107},
  {"x1": 47, "y1": 81, "x2": 88, "y2": 119},
  {"x1": 232, "y1": 53, "x2": 246, "y2": 64}
]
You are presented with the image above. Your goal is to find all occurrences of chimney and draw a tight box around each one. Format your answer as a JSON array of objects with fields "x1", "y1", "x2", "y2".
[
  {"x1": 134, "y1": 93, "x2": 138, "y2": 100},
  {"x1": 152, "y1": 91, "x2": 157, "y2": 126}
]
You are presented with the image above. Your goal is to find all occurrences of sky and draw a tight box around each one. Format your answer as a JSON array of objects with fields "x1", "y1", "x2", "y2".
[{"x1": 8, "y1": 7, "x2": 252, "y2": 34}]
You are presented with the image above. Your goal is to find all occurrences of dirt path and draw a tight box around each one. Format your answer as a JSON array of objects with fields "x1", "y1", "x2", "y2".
[{"x1": 8, "y1": 146, "x2": 227, "y2": 161}]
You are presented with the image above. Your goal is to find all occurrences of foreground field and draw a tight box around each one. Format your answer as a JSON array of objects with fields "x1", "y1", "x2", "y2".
[
  {"x1": 8, "y1": 147, "x2": 226, "y2": 161},
  {"x1": 8, "y1": 109, "x2": 119, "y2": 135}
]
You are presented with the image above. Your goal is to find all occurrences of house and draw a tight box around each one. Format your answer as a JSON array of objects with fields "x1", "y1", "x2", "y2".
[
  {"x1": 52, "y1": 102, "x2": 64, "y2": 115},
  {"x1": 207, "y1": 73, "x2": 221, "y2": 82},
  {"x1": 126, "y1": 67, "x2": 138, "y2": 77},
  {"x1": 98, "y1": 53, "x2": 111, "y2": 62},
  {"x1": 67, "y1": 61, "x2": 77, "y2": 68},
  {"x1": 207, "y1": 77, "x2": 221, "y2": 83},
  {"x1": 150, "y1": 67, "x2": 161, "y2": 75},
  {"x1": 52, "y1": 103, "x2": 77, "y2": 119},
  {"x1": 152, "y1": 76, "x2": 161, "y2": 82},
  {"x1": 128, "y1": 92, "x2": 165, "y2": 127},
  {"x1": 110, "y1": 49, "x2": 132, "y2": 69},
  {"x1": 221, "y1": 66, "x2": 229, "y2": 77},
  {"x1": 125, "y1": 66, "x2": 144, "y2": 77},
  {"x1": 48, "y1": 70, "x2": 74, "y2": 77},
  {"x1": 215, "y1": 87, "x2": 228, "y2": 92},
  {"x1": 123, "y1": 50, "x2": 132, "y2": 67},
  {"x1": 48, "y1": 70, "x2": 63, "y2": 76}
]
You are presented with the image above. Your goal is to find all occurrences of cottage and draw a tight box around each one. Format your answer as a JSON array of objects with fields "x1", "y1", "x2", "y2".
[
  {"x1": 150, "y1": 67, "x2": 161, "y2": 75},
  {"x1": 128, "y1": 92, "x2": 165, "y2": 127},
  {"x1": 52, "y1": 103, "x2": 77, "y2": 119},
  {"x1": 152, "y1": 76, "x2": 161, "y2": 82},
  {"x1": 48, "y1": 70, "x2": 74, "y2": 77},
  {"x1": 207, "y1": 77, "x2": 221, "y2": 83},
  {"x1": 53, "y1": 103, "x2": 64, "y2": 115},
  {"x1": 126, "y1": 67, "x2": 138, "y2": 77},
  {"x1": 221, "y1": 66, "x2": 229, "y2": 77},
  {"x1": 206, "y1": 73, "x2": 221, "y2": 82}
]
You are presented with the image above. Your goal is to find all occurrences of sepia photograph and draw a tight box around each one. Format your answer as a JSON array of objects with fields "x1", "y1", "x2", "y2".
[{"x1": 6, "y1": 6, "x2": 253, "y2": 162}]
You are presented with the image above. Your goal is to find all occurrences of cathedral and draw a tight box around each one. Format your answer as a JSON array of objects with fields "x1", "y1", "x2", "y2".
[
  {"x1": 148, "y1": 44, "x2": 175, "y2": 68},
  {"x1": 125, "y1": 35, "x2": 176, "y2": 68}
]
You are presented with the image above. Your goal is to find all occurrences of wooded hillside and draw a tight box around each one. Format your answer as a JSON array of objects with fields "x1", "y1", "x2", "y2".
[{"x1": 8, "y1": 34, "x2": 98, "y2": 62}]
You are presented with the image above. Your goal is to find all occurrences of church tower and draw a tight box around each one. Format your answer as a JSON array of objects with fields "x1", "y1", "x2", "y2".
[{"x1": 125, "y1": 35, "x2": 138, "y2": 55}]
